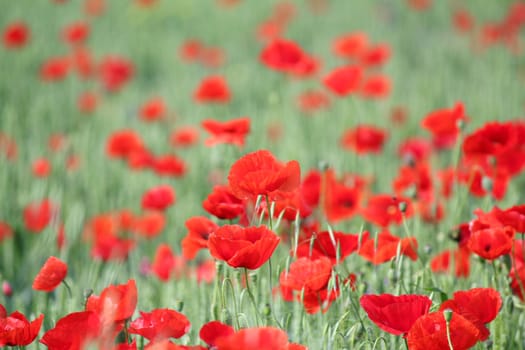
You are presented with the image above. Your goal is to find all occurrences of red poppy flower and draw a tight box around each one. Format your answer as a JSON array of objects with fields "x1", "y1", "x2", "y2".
[
  {"x1": 208, "y1": 225, "x2": 280, "y2": 270},
  {"x1": 170, "y1": 126, "x2": 199, "y2": 148},
  {"x1": 392, "y1": 162, "x2": 434, "y2": 202},
  {"x1": 214, "y1": 327, "x2": 289, "y2": 350},
  {"x1": 78, "y1": 91, "x2": 98, "y2": 114},
  {"x1": 32, "y1": 256, "x2": 68, "y2": 292},
  {"x1": 151, "y1": 244, "x2": 182, "y2": 281},
  {"x1": 297, "y1": 90, "x2": 330, "y2": 113},
  {"x1": 179, "y1": 39, "x2": 203, "y2": 62},
  {"x1": 467, "y1": 226, "x2": 514, "y2": 260},
  {"x1": 152, "y1": 154, "x2": 187, "y2": 177},
  {"x1": 0, "y1": 310, "x2": 43, "y2": 347},
  {"x1": 202, "y1": 117, "x2": 251, "y2": 148},
  {"x1": 430, "y1": 247, "x2": 471, "y2": 278},
  {"x1": 86, "y1": 279, "x2": 138, "y2": 324},
  {"x1": 227, "y1": 149, "x2": 301, "y2": 201},
  {"x1": 99, "y1": 55, "x2": 134, "y2": 92},
  {"x1": 359, "y1": 43, "x2": 391, "y2": 66},
  {"x1": 260, "y1": 39, "x2": 317, "y2": 77},
  {"x1": 199, "y1": 321, "x2": 234, "y2": 348},
  {"x1": 360, "y1": 294, "x2": 432, "y2": 336},
  {"x1": 40, "y1": 56, "x2": 70, "y2": 81},
  {"x1": 406, "y1": 311, "x2": 481, "y2": 350},
  {"x1": 421, "y1": 102, "x2": 468, "y2": 149},
  {"x1": 70, "y1": 46, "x2": 94, "y2": 79},
  {"x1": 32, "y1": 158, "x2": 51, "y2": 178},
  {"x1": 92, "y1": 235, "x2": 136, "y2": 262},
  {"x1": 181, "y1": 216, "x2": 219, "y2": 260},
  {"x1": 360, "y1": 74, "x2": 391, "y2": 98},
  {"x1": 361, "y1": 195, "x2": 413, "y2": 227},
  {"x1": 341, "y1": 125, "x2": 387, "y2": 154},
  {"x1": 193, "y1": 76, "x2": 231, "y2": 103},
  {"x1": 140, "y1": 98, "x2": 166, "y2": 122},
  {"x1": 439, "y1": 288, "x2": 502, "y2": 341},
  {"x1": 142, "y1": 185, "x2": 175, "y2": 211},
  {"x1": 280, "y1": 256, "x2": 332, "y2": 293},
  {"x1": 133, "y1": 211, "x2": 166, "y2": 239},
  {"x1": 23, "y1": 199, "x2": 54, "y2": 233},
  {"x1": 62, "y1": 21, "x2": 90, "y2": 45},
  {"x1": 397, "y1": 137, "x2": 432, "y2": 164},
  {"x1": 40, "y1": 311, "x2": 101, "y2": 349},
  {"x1": 358, "y1": 230, "x2": 418, "y2": 264},
  {"x1": 0, "y1": 222, "x2": 12, "y2": 243},
  {"x1": 3, "y1": 22, "x2": 30, "y2": 49},
  {"x1": 510, "y1": 266, "x2": 525, "y2": 301},
  {"x1": 202, "y1": 185, "x2": 244, "y2": 220},
  {"x1": 106, "y1": 130, "x2": 145, "y2": 160},
  {"x1": 129, "y1": 309, "x2": 190, "y2": 341},
  {"x1": 332, "y1": 32, "x2": 368, "y2": 59},
  {"x1": 295, "y1": 230, "x2": 365, "y2": 264},
  {"x1": 323, "y1": 65, "x2": 363, "y2": 96}
]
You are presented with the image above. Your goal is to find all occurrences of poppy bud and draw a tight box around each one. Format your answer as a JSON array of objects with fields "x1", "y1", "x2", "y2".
[
  {"x1": 443, "y1": 308, "x2": 453, "y2": 323},
  {"x1": 263, "y1": 303, "x2": 272, "y2": 317},
  {"x1": 175, "y1": 300, "x2": 184, "y2": 312},
  {"x1": 481, "y1": 176, "x2": 493, "y2": 192},
  {"x1": 2, "y1": 281, "x2": 12, "y2": 297},
  {"x1": 318, "y1": 160, "x2": 330, "y2": 171},
  {"x1": 398, "y1": 201, "x2": 408, "y2": 213}
]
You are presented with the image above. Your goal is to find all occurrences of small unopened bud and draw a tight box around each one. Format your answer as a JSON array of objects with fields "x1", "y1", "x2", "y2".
[
  {"x1": 456, "y1": 119, "x2": 465, "y2": 131},
  {"x1": 175, "y1": 300, "x2": 184, "y2": 312},
  {"x1": 318, "y1": 160, "x2": 330, "y2": 171},
  {"x1": 263, "y1": 303, "x2": 272, "y2": 317},
  {"x1": 443, "y1": 308, "x2": 453, "y2": 323},
  {"x1": 2, "y1": 281, "x2": 12, "y2": 297},
  {"x1": 398, "y1": 201, "x2": 408, "y2": 213},
  {"x1": 481, "y1": 176, "x2": 493, "y2": 192}
]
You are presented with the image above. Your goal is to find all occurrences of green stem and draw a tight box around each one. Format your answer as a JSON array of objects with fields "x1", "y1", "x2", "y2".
[{"x1": 244, "y1": 268, "x2": 263, "y2": 326}]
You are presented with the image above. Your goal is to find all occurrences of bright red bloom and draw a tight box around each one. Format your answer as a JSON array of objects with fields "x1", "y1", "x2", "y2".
[
  {"x1": 40, "y1": 56, "x2": 70, "y2": 81},
  {"x1": 341, "y1": 125, "x2": 387, "y2": 154},
  {"x1": 360, "y1": 294, "x2": 432, "y2": 335},
  {"x1": 32, "y1": 256, "x2": 68, "y2": 292},
  {"x1": 332, "y1": 32, "x2": 368, "y2": 59},
  {"x1": 151, "y1": 244, "x2": 180, "y2": 281},
  {"x1": 86, "y1": 279, "x2": 138, "y2": 324},
  {"x1": 0, "y1": 310, "x2": 43, "y2": 346},
  {"x1": 181, "y1": 216, "x2": 219, "y2": 260},
  {"x1": 398, "y1": 137, "x2": 432, "y2": 164},
  {"x1": 280, "y1": 257, "x2": 332, "y2": 292},
  {"x1": 406, "y1": 311, "x2": 481, "y2": 350},
  {"x1": 170, "y1": 126, "x2": 199, "y2": 148},
  {"x1": 208, "y1": 225, "x2": 280, "y2": 269},
  {"x1": 133, "y1": 211, "x2": 166, "y2": 238},
  {"x1": 199, "y1": 321, "x2": 234, "y2": 348},
  {"x1": 323, "y1": 65, "x2": 363, "y2": 96},
  {"x1": 140, "y1": 98, "x2": 166, "y2": 122},
  {"x1": 99, "y1": 55, "x2": 134, "y2": 92},
  {"x1": 260, "y1": 39, "x2": 317, "y2": 77},
  {"x1": 361, "y1": 194, "x2": 413, "y2": 227},
  {"x1": 467, "y1": 226, "x2": 514, "y2": 260},
  {"x1": 202, "y1": 117, "x2": 251, "y2": 148},
  {"x1": 295, "y1": 230, "x2": 364, "y2": 264},
  {"x1": 194, "y1": 76, "x2": 231, "y2": 103},
  {"x1": 430, "y1": 247, "x2": 471, "y2": 278},
  {"x1": 23, "y1": 199, "x2": 54, "y2": 233},
  {"x1": 358, "y1": 230, "x2": 418, "y2": 264},
  {"x1": 214, "y1": 327, "x2": 289, "y2": 350},
  {"x1": 3, "y1": 22, "x2": 30, "y2": 49},
  {"x1": 202, "y1": 185, "x2": 244, "y2": 220},
  {"x1": 421, "y1": 102, "x2": 468, "y2": 149},
  {"x1": 40, "y1": 311, "x2": 101, "y2": 350},
  {"x1": 106, "y1": 130, "x2": 145, "y2": 160},
  {"x1": 439, "y1": 288, "x2": 502, "y2": 341},
  {"x1": 129, "y1": 309, "x2": 190, "y2": 341},
  {"x1": 32, "y1": 158, "x2": 51, "y2": 178},
  {"x1": 360, "y1": 74, "x2": 391, "y2": 98},
  {"x1": 152, "y1": 154, "x2": 187, "y2": 177},
  {"x1": 141, "y1": 185, "x2": 176, "y2": 211},
  {"x1": 228, "y1": 150, "x2": 301, "y2": 201},
  {"x1": 359, "y1": 43, "x2": 391, "y2": 66},
  {"x1": 62, "y1": 21, "x2": 90, "y2": 45},
  {"x1": 392, "y1": 162, "x2": 434, "y2": 202}
]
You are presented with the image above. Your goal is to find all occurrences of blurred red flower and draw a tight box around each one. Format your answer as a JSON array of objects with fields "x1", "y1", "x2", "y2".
[
  {"x1": 0, "y1": 310, "x2": 43, "y2": 346},
  {"x1": 341, "y1": 125, "x2": 387, "y2": 154},
  {"x1": 32, "y1": 158, "x2": 51, "y2": 178},
  {"x1": 202, "y1": 185, "x2": 244, "y2": 220},
  {"x1": 86, "y1": 279, "x2": 138, "y2": 324},
  {"x1": 0, "y1": 222, "x2": 12, "y2": 243},
  {"x1": 3, "y1": 22, "x2": 30, "y2": 49},
  {"x1": 332, "y1": 32, "x2": 368, "y2": 59},
  {"x1": 360, "y1": 294, "x2": 432, "y2": 335},
  {"x1": 140, "y1": 98, "x2": 166, "y2": 122},
  {"x1": 151, "y1": 244, "x2": 183, "y2": 281},
  {"x1": 40, "y1": 311, "x2": 101, "y2": 349},
  {"x1": 77, "y1": 91, "x2": 98, "y2": 114},
  {"x1": 106, "y1": 130, "x2": 145, "y2": 159},
  {"x1": 260, "y1": 39, "x2": 318, "y2": 77},
  {"x1": 23, "y1": 199, "x2": 54, "y2": 233},
  {"x1": 360, "y1": 74, "x2": 391, "y2": 98},
  {"x1": 208, "y1": 225, "x2": 280, "y2": 270},
  {"x1": 129, "y1": 309, "x2": 190, "y2": 341},
  {"x1": 152, "y1": 154, "x2": 187, "y2": 177},
  {"x1": 361, "y1": 194, "x2": 413, "y2": 227},
  {"x1": 40, "y1": 56, "x2": 70, "y2": 81},
  {"x1": 194, "y1": 76, "x2": 231, "y2": 103},
  {"x1": 421, "y1": 102, "x2": 468, "y2": 150},
  {"x1": 62, "y1": 21, "x2": 90, "y2": 45},
  {"x1": 202, "y1": 117, "x2": 251, "y2": 148},
  {"x1": 360, "y1": 43, "x2": 391, "y2": 66},
  {"x1": 323, "y1": 65, "x2": 363, "y2": 96},
  {"x1": 170, "y1": 126, "x2": 200, "y2": 148},
  {"x1": 359, "y1": 230, "x2": 418, "y2": 264},
  {"x1": 181, "y1": 216, "x2": 219, "y2": 260},
  {"x1": 32, "y1": 256, "x2": 68, "y2": 292},
  {"x1": 142, "y1": 185, "x2": 175, "y2": 211},
  {"x1": 99, "y1": 55, "x2": 134, "y2": 92},
  {"x1": 297, "y1": 90, "x2": 330, "y2": 113},
  {"x1": 199, "y1": 321, "x2": 234, "y2": 348}
]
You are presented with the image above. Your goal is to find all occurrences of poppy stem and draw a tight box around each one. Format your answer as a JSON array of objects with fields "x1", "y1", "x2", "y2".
[
  {"x1": 444, "y1": 311, "x2": 454, "y2": 350},
  {"x1": 61, "y1": 279, "x2": 72, "y2": 298},
  {"x1": 244, "y1": 268, "x2": 263, "y2": 326},
  {"x1": 265, "y1": 195, "x2": 273, "y2": 231}
]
